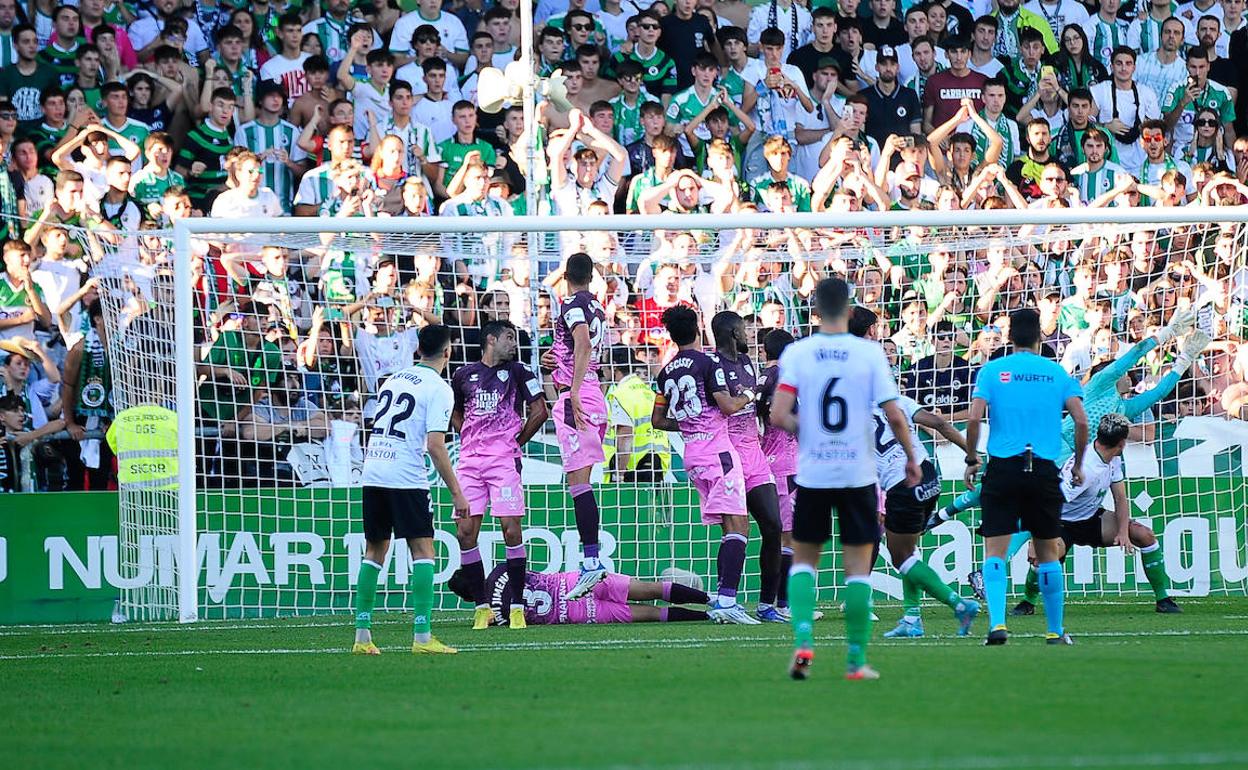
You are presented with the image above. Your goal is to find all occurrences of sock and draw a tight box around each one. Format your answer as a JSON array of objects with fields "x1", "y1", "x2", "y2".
[
  {"x1": 948, "y1": 488, "x2": 980, "y2": 515},
  {"x1": 844, "y1": 577, "x2": 873, "y2": 669},
  {"x1": 570, "y1": 483, "x2": 600, "y2": 562},
  {"x1": 900, "y1": 573, "x2": 922, "y2": 619},
  {"x1": 354, "y1": 559, "x2": 381, "y2": 632},
  {"x1": 660, "y1": 607, "x2": 709, "y2": 622},
  {"x1": 461, "y1": 546, "x2": 487, "y2": 605},
  {"x1": 1023, "y1": 565, "x2": 1041, "y2": 604},
  {"x1": 410, "y1": 558, "x2": 435, "y2": 643},
  {"x1": 1006, "y1": 531, "x2": 1032, "y2": 560},
  {"x1": 716, "y1": 533, "x2": 748, "y2": 603},
  {"x1": 505, "y1": 544, "x2": 527, "y2": 610},
  {"x1": 777, "y1": 547, "x2": 793, "y2": 608},
  {"x1": 899, "y1": 554, "x2": 959, "y2": 610},
  {"x1": 984, "y1": 556, "x2": 1007, "y2": 629},
  {"x1": 663, "y1": 581, "x2": 709, "y2": 605},
  {"x1": 1036, "y1": 560, "x2": 1064, "y2": 636},
  {"x1": 1140, "y1": 543, "x2": 1170, "y2": 600},
  {"x1": 788, "y1": 564, "x2": 817, "y2": 649}
]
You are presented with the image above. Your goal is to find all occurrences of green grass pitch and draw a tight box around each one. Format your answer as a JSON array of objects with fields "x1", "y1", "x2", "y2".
[{"x1": 2, "y1": 598, "x2": 1246, "y2": 770}]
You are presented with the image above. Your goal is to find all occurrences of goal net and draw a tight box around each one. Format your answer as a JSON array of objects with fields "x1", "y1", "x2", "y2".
[{"x1": 92, "y1": 209, "x2": 1248, "y2": 622}]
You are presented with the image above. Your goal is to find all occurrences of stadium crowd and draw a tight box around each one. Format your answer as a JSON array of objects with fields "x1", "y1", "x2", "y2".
[{"x1": 2, "y1": 0, "x2": 1248, "y2": 491}]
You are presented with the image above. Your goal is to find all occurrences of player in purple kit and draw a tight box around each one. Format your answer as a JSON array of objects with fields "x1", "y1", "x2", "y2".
[
  {"x1": 758, "y1": 329, "x2": 802, "y2": 621},
  {"x1": 452, "y1": 320, "x2": 549, "y2": 631},
  {"x1": 549, "y1": 253, "x2": 612, "y2": 600},
  {"x1": 711, "y1": 311, "x2": 785, "y2": 623},
  {"x1": 447, "y1": 564, "x2": 712, "y2": 626},
  {"x1": 651, "y1": 306, "x2": 761, "y2": 625}
]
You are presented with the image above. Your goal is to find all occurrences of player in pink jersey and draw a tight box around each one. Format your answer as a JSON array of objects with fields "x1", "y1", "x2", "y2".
[
  {"x1": 448, "y1": 564, "x2": 712, "y2": 626},
  {"x1": 451, "y1": 320, "x2": 549, "y2": 631},
  {"x1": 758, "y1": 329, "x2": 800, "y2": 620},
  {"x1": 710, "y1": 311, "x2": 785, "y2": 623},
  {"x1": 548, "y1": 253, "x2": 611, "y2": 600},
  {"x1": 651, "y1": 305, "x2": 760, "y2": 625}
]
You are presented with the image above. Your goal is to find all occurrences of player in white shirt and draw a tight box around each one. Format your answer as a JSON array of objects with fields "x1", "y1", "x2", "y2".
[
  {"x1": 352, "y1": 325, "x2": 470, "y2": 656},
  {"x1": 846, "y1": 307, "x2": 981, "y2": 640},
  {"x1": 1011, "y1": 413, "x2": 1181, "y2": 616},
  {"x1": 770, "y1": 278, "x2": 920, "y2": 682}
]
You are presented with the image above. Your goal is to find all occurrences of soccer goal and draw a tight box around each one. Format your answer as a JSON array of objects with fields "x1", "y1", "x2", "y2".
[{"x1": 93, "y1": 207, "x2": 1248, "y2": 622}]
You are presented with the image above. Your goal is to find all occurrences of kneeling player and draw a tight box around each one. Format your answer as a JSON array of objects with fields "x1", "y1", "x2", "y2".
[
  {"x1": 448, "y1": 565, "x2": 711, "y2": 625},
  {"x1": 451, "y1": 320, "x2": 549, "y2": 631},
  {"x1": 352, "y1": 325, "x2": 469, "y2": 656},
  {"x1": 1013, "y1": 413, "x2": 1180, "y2": 615},
  {"x1": 849, "y1": 307, "x2": 981, "y2": 638}
]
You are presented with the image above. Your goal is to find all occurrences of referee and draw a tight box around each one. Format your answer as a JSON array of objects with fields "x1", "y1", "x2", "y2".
[{"x1": 964, "y1": 309, "x2": 1088, "y2": 646}]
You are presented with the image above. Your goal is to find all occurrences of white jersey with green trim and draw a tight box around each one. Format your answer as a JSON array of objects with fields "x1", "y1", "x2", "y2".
[
  {"x1": 361, "y1": 364, "x2": 453, "y2": 490},
  {"x1": 873, "y1": 394, "x2": 930, "y2": 492},
  {"x1": 1059, "y1": 446, "x2": 1122, "y2": 522}
]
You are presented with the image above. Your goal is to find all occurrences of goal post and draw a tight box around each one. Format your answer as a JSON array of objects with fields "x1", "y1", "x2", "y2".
[{"x1": 101, "y1": 207, "x2": 1248, "y2": 622}]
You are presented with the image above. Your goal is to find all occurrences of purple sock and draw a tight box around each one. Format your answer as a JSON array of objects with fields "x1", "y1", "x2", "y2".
[
  {"x1": 717, "y1": 533, "x2": 748, "y2": 600},
  {"x1": 504, "y1": 544, "x2": 527, "y2": 606},
  {"x1": 660, "y1": 607, "x2": 709, "y2": 622},
  {"x1": 570, "y1": 483, "x2": 600, "y2": 556},
  {"x1": 663, "y1": 581, "x2": 709, "y2": 605},
  {"x1": 778, "y1": 547, "x2": 794, "y2": 607},
  {"x1": 461, "y1": 546, "x2": 486, "y2": 605}
]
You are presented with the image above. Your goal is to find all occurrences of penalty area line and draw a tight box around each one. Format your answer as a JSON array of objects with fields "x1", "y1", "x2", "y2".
[{"x1": 581, "y1": 750, "x2": 1248, "y2": 770}]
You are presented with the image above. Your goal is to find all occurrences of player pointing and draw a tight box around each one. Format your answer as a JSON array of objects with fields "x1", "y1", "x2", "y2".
[
  {"x1": 965, "y1": 308, "x2": 1088, "y2": 646},
  {"x1": 352, "y1": 325, "x2": 468, "y2": 656},
  {"x1": 770, "y1": 278, "x2": 921, "y2": 681}
]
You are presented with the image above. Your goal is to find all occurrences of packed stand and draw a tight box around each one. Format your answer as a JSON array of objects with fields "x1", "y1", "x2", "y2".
[{"x1": 1, "y1": 0, "x2": 1247, "y2": 491}]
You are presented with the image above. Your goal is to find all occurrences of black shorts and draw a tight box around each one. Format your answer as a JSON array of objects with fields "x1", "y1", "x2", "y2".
[
  {"x1": 1061, "y1": 509, "x2": 1108, "y2": 549},
  {"x1": 793, "y1": 484, "x2": 879, "y2": 546},
  {"x1": 883, "y1": 460, "x2": 940, "y2": 535},
  {"x1": 362, "y1": 486, "x2": 433, "y2": 541},
  {"x1": 979, "y1": 455, "x2": 1063, "y2": 540}
]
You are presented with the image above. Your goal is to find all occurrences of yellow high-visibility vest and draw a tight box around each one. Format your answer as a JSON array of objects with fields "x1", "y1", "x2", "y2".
[
  {"x1": 603, "y1": 374, "x2": 671, "y2": 481},
  {"x1": 105, "y1": 404, "x2": 179, "y2": 490}
]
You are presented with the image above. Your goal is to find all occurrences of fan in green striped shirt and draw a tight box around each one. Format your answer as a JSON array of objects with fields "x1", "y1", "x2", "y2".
[
  {"x1": 129, "y1": 133, "x2": 186, "y2": 217},
  {"x1": 235, "y1": 82, "x2": 307, "y2": 214},
  {"x1": 174, "y1": 90, "x2": 237, "y2": 210},
  {"x1": 1070, "y1": 127, "x2": 1131, "y2": 204}
]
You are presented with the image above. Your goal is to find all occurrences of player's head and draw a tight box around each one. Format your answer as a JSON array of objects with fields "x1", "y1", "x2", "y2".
[
  {"x1": 711, "y1": 310, "x2": 748, "y2": 354},
  {"x1": 662, "y1": 305, "x2": 701, "y2": 347},
  {"x1": 482, "y1": 319, "x2": 518, "y2": 363},
  {"x1": 418, "y1": 324, "x2": 452, "y2": 366},
  {"x1": 848, "y1": 305, "x2": 878, "y2": 339},
  {"x1": 1088, "y1": 357, "x2": 1138, "y2": 394},
  {"x1": 1096, "y1": 412, "x2": 1131, "y2": 453},
  {"x1": 1007, "y1": 308, "x2": 1042, "y2": 350},
  {"x1": 813, "y1": 277, "x2": 852, "y2": 326},
  {"x1": 763, "y1": 329, "x2": 794, "y2": 362},
  {"x1": 565, "y1": 252, "x2": 594, "y2": 290},
  {"x1": 446, "y1": 568, "x2": 476, "y2": 604}
]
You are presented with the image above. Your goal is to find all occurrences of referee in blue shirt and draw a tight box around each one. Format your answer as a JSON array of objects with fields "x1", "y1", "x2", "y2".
[{"x1": 964, "y1": 309, "x2": 1088, "y2": 646}]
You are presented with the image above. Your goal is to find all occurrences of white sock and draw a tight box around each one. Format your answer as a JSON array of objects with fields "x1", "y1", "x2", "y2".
[
  {"x1": 355, "y1": 630, "x2": 371, "y2": 644},
  {"x1": 582, "y1": 557, "x2": 601, "y2": 571},
  {"x1": 414, "y1": 631, "x2": 431, "y2": 644}
]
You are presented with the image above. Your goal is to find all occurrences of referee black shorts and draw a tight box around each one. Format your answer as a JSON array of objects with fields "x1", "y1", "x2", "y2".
[
  {"x1": 979, "y1": 455, "x2": 1063, "y2": 540},
  {"x1": 793, "y1": 483, "x2": 879, "y2": 546},
  {"x1": 883, "y1": 460, "x2": 940, "y2": 535},
  {"x1": 362, "y1": 486, "x2": 434, "y2": 542}
]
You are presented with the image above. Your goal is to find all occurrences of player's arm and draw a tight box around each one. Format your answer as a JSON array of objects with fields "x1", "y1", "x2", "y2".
[
  {"x1": 769, "y1": 385, "x2": 798, "y2": 435},
  {"x1": 569, "y1": 323, "x2": 592, "y2": 428},
  {"x1": 427, "y1": 430, "x2": 470, "y2": 518},
  {"x1": 913, "y1": 408, "x2": 968, "y2": 453},
  {"x1": 963, "y1": 396, "x2": 986, "y2": 489},
  {"x1": 516, "y1": 392, "x2": 549, "y2": 447},
  {"x1": 1109, "y1": 479, "x2": 1132, "y2": 552},
  {"x1": 1065, "y1": 394, "x2": 1088, "y2": 487},
  {"x1": 650, "y1": 394, "x2": 678, "y2": 432},
  {"x1": 713, "y1": 388, "x2": 751, "y2": 415},
  {"x1": 882, "y1": 398, "x2": 922, "y2": 485}
]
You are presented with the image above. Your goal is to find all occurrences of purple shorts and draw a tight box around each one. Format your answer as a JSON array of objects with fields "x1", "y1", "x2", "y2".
[
  {"x1": 777, "y1": 474, "x2": 796, "y2": 532},
  {"x1": 554, "y1": 387, "x2": 608, "y2": 473},
  {"x1": 736, "y1": 437, "x2": 775, "y2": 492},
  {"x1": 687, "y1": 449, "x2": 748, "y2": 525},
  {"x1": 457, "y1": 454, "x2": 524, "y2": 518},
  {"x1": 565, "y1": 573, "x2": 633, "y2": 624}
]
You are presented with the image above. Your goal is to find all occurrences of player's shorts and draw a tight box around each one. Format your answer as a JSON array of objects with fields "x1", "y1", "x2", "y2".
[
  {"x1": 1061, "y1": 509, "x2": 1108, "y2": 549},
  {"x1": 457, "y1": 454, "x2": 525, "y2": 518},
  {"x1": 554, "y1": 386, "x2": 608, "y2": 473},
  {"x1": 792, "y1": 483, "x2": 879, "y2": 546},
  {"x1": 687, "y1": 450, "x2": 748, "y2": 525},
  {"x1": 361, "y1": 486, "x2": 433, "y2": 541},
  {"x1": 777, "y1": 474, "x2": 796, "y2": 532},
  {"x1": 979, "y1": 455, "x2": 1063, "y2": 540},
  {"x1": 565, "y1": 573, "x2": 633, "y2": 624},
  {"x1": 734, "y1": 437, "x2": 776, "y2": 491},
  {"x1": 883, "y1": 460, "x2": 941, "y2": 535}
]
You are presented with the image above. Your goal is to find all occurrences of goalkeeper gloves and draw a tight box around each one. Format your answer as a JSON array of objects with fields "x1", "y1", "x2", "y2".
[
  {"x1": 1172, "y1": 330, "x2": 1212, "y2": 375},
  {"x1": 1155, "y1": 307, "x2": 1197, "y2": 346}
]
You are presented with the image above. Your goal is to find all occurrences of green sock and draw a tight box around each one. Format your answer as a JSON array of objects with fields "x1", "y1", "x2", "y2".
[
  {"x1": 902, "y1": 557, "x2": 960, "y2": 610},
  {"x1": 354, "y1": 559, "x2": 381, "y2": 630},
  {"x1": 410, "y1": 559, "x2": 435, "y2": 639},
  {"x1": 844, "y1": 579, "x2": 873, "y2": 669},
  {"x1": 901, "y1": 573, "x2": 922, "y2": 619},
  {"x1": 1141, "y1": 545, "x2": 1170, "y2": 600},
  {"x1": 1023, "y1": 566, "x2": 1041, "y2": 604},
  {"x1": 788, "y1": 565, "x2": 817, "y2": 649}
]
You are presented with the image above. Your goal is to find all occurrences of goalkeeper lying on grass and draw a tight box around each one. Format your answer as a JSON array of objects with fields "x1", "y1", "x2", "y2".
[{"x1": 448, "y1": 565, "x2": 711, "y2": 625}]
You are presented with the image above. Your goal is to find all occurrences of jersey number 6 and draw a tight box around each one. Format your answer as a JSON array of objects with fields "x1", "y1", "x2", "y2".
[{"x1": 821, "y1": 378, "x2": 847, "y2": 433}]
